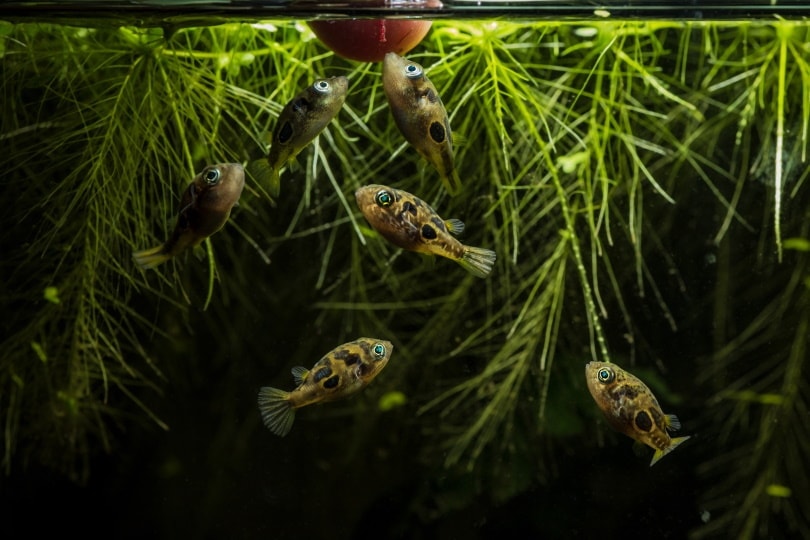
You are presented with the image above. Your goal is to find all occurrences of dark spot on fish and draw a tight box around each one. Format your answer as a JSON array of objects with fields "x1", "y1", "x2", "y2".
[
  {"x1": 611, "y1": 384, "x2": 638, "y2": 401},
  {"x1": 431, "y1": 216, "x2": 446, "y2": 232},
  {"x1": 403, "y1": 201, "x2": 417, "y2": 216},
  {"x1": 291, "y1": 97, "x2": 310, "y2": 114},
  {"x1": 313, "y1": 367, "x2": 332, "y2": 383},
  {"x1": 421, "y1": 224, "x2": 437, "y2": 240},
  {"x1": 344, "y1": 353, "x2": 360, "y2": 366},
  {"x1": 277, "y1": 121, "x2": 294, "y2": 144},
  {"x1": 332, "y1": 349, "x2": 348, "y2": 360},
  {"x1": 323, "y1": 375, "x2": 340, "y2": 389},
  {"x1": 635, "y1": 410, "x2": 653, "y2": 432},
  {"x1": 429, "y1": 121, "x2": 446, "y2": 143},
  {"x1": 422, "y1": 88, "x2": 438, "y2": 104},
  {"x1": 356, "y1": 363, "x2": 369, "y2": 377}
]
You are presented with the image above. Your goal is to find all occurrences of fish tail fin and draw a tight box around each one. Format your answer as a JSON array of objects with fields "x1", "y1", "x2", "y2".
[
  {"x1": 442, "y1": 169, "x2": 462, "y2": 196},
  {"x1": 649, "y1": 435, "x2": 691, "y2": 467},
  {"x1": 257, "y1": 386, "x2": 295, "y2": 437},
  {"x1": 459, "y1": 245, "x2": 497, "y2": 278},
  {"x1": 132, "y1": 245, "x2": 170, "y2": 269}
]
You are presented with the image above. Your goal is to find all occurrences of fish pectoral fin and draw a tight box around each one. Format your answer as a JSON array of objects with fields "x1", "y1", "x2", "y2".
[
  {"x1": 459, "y1": 246, "x2": 497, "y2": 278},
  {"x1": 257, "y1": 387, "x2": 296, "y2": 437},
  {"x1": 666, "y1": 413, "x2": 683, "y2": 431},
  {"x1": 649, "y1": 436, "x2": 691, "y2": 467},
  {"x1": 445, "y1": 218, "x2": 465, "y2": 236},
  {"x1": 451, "y1": 131, "x2": 467, "y2": 147},
  {"x1": 291, "y1": 366, "x2": 309, "y2": 385}
]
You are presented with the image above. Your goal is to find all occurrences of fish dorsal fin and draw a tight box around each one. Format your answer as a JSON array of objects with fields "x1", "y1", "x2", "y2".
[
  {"x1": 445, "y1": 218, "x2": 465, "y2": 236},
  {"x1": 291, "y1": 366, "x2": 309, "y2": 385},
  {"x1": 666, "y1": 414, "x2": 682, "y2": 431}
]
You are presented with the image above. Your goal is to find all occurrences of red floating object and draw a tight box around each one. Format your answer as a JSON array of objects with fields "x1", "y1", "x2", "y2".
[{"x1": 308, "y1": 19, "x2": 432, "y2": 63}]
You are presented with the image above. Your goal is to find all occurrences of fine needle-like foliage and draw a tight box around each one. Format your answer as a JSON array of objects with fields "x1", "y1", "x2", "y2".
[
  {"x1": 1, "y1": 19, "x2": 808, "y2": 538},
  {"x1": 0, "y1": 22, "x2": 337, "y2": 480}
]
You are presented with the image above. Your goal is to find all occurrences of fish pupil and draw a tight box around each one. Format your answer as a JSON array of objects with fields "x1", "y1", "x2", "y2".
[
  {"x1": 375, "y1": 190, "x2": 393, "y2": 207},
  {"x1": 429, "y1": 121, "x2": 446, "y2": 143},
  {"x1": 373, "y1": 344, "x2": 386, "y2": 358},
  {"x1": 313, "y1": 80, "x2": 330, "y2": 93},
  {"x1": 203, "y1": 168, "x2": 221, "y2": 185}
]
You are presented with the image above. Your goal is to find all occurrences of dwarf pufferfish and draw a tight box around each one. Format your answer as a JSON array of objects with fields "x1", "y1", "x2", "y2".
[
  {"x1": 585, "y1": 361, "x2": 691, "y2": 466},
  {"x1": 382, "y1": 52, "x2": 461, "y2": 195},
  {"x1": 132, "y1": 163, "x2": 245, "y2": 269},
  {"x1": 355, "y1": 184, "x2": 496, "y2": 278},
  {"x1": 258, "y1": 338, "x2": 393, "y2": 437},
  {"x1": 253, "y1": 75, "x2": 349, "y2": 199}
]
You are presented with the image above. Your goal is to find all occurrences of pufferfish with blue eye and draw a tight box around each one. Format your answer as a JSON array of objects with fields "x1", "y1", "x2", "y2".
[
  {"x1": 133, "y1": 163, "x2": 245, "y2": 269},
  {"x1": 585, "y1": 361, "x2": 691, "y2": 466},
  {"x1": 258, "y1": 338, "x2": 393, "y2": 437},
  {"x1": 355, "y1": 184, "x2": 496, "y2": 278},
  {"x1": 382, "y1": 52, "x2": 461, "y2": 195},
  {"x1": 251, "y1": 76, "x2": 349, "y2": 199}
]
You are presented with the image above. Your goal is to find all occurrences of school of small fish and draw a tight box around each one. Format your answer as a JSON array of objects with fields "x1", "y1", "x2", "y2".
[{"x1": 131, "y1": 50, "x2": 690, "y2": 464}]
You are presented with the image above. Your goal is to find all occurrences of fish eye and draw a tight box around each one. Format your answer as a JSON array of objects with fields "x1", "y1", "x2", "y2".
[
  {"x1": 313, "y1": 80, "x2": 330, "y2": 93},
  {"x1": 203, "y1": 167, "x2": 221, "y2": 185},
  {"x1": 372, "y1": 343, "x2": 386, "y2": 358},
  {"x1": 405, "y1": 64, "x2": 423, "y2": 79},
  {"x1": 375, "y1": 189, "x2": 393, "y2": 207},
  {"x1": 597, "y1": 367, "x2": 615, "y2": 384}
]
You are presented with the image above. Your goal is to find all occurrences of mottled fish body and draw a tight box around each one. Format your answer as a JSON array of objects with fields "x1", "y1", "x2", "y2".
[
  {"x1": 133, "y1": 163, "x2": 245, "y2": 269},
  {"x1": 585, "y1": 361, "x2": 691, "y2": 466},
  {"x1": 258, "y1": 337, "x2": 393, "y2": 437},
  {"x1": 382, "y1": 52, "x2": 461, "y2": 195},
  {"x1": 261, "y1": 76, "x2": 349, "y2": 197},
  {"x1": 354, "y1": 184, "x2": 496, "y2": 278}
]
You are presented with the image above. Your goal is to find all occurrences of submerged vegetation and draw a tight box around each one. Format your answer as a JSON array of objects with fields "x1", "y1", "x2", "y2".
[{"x1": 1, "y1": 18, "x2": 808, "y2": 537}]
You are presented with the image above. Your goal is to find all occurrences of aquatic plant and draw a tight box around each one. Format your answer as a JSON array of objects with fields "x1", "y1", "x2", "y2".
[{"x1": 1, "y1": 18, "x2": 808, "y2": 538}]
